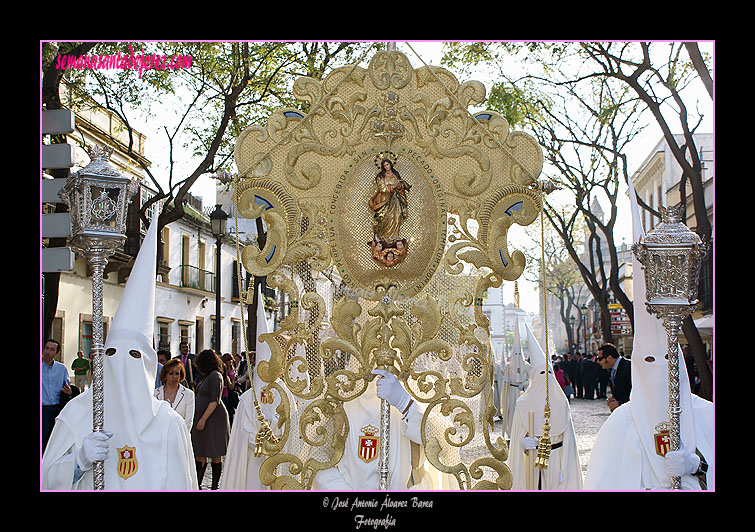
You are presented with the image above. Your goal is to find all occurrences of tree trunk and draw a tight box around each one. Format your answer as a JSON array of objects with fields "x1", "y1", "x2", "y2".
[
  {"x1": 42, "y1": 42, "x2": 97, "y2": 346},
  {"x1": 682, "y1": 316, "x2": 712, "y2": 400}
]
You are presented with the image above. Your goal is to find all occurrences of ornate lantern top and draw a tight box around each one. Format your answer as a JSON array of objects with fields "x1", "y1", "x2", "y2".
[
  {"x1": 59, "y1": 144, "x2": 139, "y2": 255},
  {"x1": 632, "y1": 203, "x2": 707, "y2": 311},
  {"x1": 640, "y1": 204, "x2": 704, "y2": 248}
]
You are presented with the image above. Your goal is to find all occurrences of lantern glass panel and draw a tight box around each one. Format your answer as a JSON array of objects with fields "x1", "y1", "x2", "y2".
[
  {"x1": 650, "y1": 252, "x2": 688, "y2": 300},
  {"x1": 89, "y1": 185, "x2": 122, "y2": 228}
]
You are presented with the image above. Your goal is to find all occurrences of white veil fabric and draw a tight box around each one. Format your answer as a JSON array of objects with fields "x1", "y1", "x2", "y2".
[{"x1": 508, "y1": 315, "x2": 529, "y2": 386}]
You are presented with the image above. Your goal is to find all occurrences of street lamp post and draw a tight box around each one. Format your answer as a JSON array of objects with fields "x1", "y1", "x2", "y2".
[
  {"x1": 569, "y1": 315, "x2": 576, "y2": 354},
  {"x1": 59, "y1": 145, "x2": 138, "y2": 490},
  {"x1": 210, "y1": 204, "x2": 229, "y2": 355},
  {"x1": 581, "y1": 304, "x2": 588, "y2": 355},
  {"x1": 632, "y1": 204, "x2": 707, "y2": 490}
]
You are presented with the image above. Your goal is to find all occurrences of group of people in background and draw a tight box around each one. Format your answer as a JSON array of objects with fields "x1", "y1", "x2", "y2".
[
  {"x1": 551, "y1": 345, "x2": 632, "y2": 411},
  {"x1": 154, "y1": 343, "x2": 253, "y2": 489}
]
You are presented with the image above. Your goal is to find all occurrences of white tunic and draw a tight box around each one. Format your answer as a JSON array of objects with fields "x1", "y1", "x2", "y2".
[
  {"x1": 313, "y1": 381, "x2": 425, "y2": 491},
  {"x1": 508, "y1": 363, "x2": 582, "y2": 490},
  {"x1": 583, "y1": 395, "x2": 714, "y2": 490},
  {"x1": 219, "y1": 388, "x2": 269, "y2": 490},
  {"x1": 41, "y1": 392, "x2": 198, "y2": 490}
]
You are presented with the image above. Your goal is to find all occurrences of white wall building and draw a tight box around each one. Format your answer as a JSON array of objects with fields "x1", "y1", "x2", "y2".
[{"x1": 483, "y1": 284, "x2": 535, "y2": 362}]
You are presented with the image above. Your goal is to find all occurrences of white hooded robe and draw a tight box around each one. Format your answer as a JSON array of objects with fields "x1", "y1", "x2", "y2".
[
  {"x1": 508, "y1": 325, "x2": 582, "y2": 490},
  {"x1": 41, "y1": 209, "x2": 198, "y2": 490},
  {"x1": 583, "y1": 179, "x2": 713, "y2": 491}
]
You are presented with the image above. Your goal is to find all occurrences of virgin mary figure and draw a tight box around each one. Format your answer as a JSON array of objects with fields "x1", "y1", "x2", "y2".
[{"x1": 368, "y1": 158, "x2": 411, "y2": 266}]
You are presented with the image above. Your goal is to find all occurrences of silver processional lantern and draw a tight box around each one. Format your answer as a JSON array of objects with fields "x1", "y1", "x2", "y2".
[
  {"x1": 632, "y1": 203, "x2": 707, "y2": 489},
  {"x1": 59, "y1": 144, "x2": 138, "y2": 490}
]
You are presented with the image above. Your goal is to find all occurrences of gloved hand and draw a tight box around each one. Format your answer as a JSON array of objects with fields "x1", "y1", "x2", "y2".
[
  {"x1": 371, "y1": 369, "x2": 411, "y2": 413},
  {"x1": 665, "y1": 447, "x2": 701, "y2": 477},
  {"x1": 521, "y1": 436, "x2": 539, "y2": 450},
  {"x1": 76, "y1": 431, "x2": 113, "y2": 471}
]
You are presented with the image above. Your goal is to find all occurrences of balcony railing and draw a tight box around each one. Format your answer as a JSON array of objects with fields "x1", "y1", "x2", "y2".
[{"x1": 180, "y1": 264, "x2": 215, "y2": 292}]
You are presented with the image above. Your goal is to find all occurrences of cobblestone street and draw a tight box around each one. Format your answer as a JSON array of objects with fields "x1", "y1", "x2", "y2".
[{"x1": 568, "y1": 396, "x2": 612, "y2": 476}]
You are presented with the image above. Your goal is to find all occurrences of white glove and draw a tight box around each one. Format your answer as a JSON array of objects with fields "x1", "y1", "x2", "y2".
[
  {"x1": 76, "y1": 431, "x2": 113, "y2": 471},
  {"x1": 665, "y1": 447, "x2": 701, "y2": 477},
  {"x1": 521, "y1": 436, "x2": 539, "y2": 450},
  {"x1": 371, "y1": 369, "x2": 411, "y2": 412}
]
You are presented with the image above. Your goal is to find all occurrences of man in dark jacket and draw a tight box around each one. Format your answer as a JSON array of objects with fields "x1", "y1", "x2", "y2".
[
  {"x1": 598, "y1": 343, "x2": 632, "y2": 411},
  {"x1": 580, "y1": 354, "x2": 598, "y2": 400}
]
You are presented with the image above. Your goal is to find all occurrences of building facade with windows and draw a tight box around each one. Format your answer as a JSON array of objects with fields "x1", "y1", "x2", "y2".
[
  {"x1": 45, "y1": 96, "x2": 249, "y2": 377},
  {"x1": 629, "y1": 132, "x2": 713, "y2": 353}
]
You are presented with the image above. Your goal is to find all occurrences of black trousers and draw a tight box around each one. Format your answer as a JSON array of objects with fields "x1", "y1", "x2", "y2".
[{"x1": 42, "y1": 404, "x2": 62, "y2": 452}]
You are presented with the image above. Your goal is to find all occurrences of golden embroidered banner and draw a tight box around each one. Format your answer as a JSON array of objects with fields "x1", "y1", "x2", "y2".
[{"x1": 232, "y1": 46, "x2": 545, "y2": 490}]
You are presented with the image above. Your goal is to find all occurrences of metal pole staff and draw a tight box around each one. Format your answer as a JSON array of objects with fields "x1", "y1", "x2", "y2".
[{"x1": 88, "y1": 249, "x2": 109, "y2": 490}]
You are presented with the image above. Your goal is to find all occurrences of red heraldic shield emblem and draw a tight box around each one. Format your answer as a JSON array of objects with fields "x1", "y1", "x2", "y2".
[
  {"x1": 358, "y1": 425, "x2": 379, "y2": 463},
  {"x1": 117, "y1": 446, "x2": 138, "y2": 479},
  {"x1": 654, "y1": 422, "x2": 671, "y2": 457}
]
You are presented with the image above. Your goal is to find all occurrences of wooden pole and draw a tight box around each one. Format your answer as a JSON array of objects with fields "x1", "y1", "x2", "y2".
[{"x1": 526, "y1": 410, "x2": 535, "y2": 490}]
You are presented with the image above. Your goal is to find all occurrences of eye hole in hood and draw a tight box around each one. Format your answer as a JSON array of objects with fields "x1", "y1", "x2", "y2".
[
  {"x1": 129, "y1": 350, "x2": 142, "y2": 359},
  {"x1": 106, "y1": 348, "x2": 116, "y2": 356}
]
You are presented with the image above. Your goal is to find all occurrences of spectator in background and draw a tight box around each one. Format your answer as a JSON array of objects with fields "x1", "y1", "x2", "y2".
[
  {"x1": 597, "y1": 343, "x2": 631, "y2": 412},
  {"x1": 574, "y1": 353, "x2": 584, "y2": 399},
  {"x1": 174, "y1": 341, "x2": 198, "y2": 390},
  {"x1": 221, "y1": 353, "x2": 240, "y2": 427},
  {"x1": 580, "y1": 354, "x2": 598, "y2": 400},
  {"x1": 191, "y1": 349, "x2": 230, "y2": 490},
  {"x1": 42, "y1": 339, "x2": 72, "y2": 452},
  {"x1": 236, "y1": 351, "x2": 252, "y2": 393},
  {"x1": 155, "y1": 358, "x2": 195, "y2": 435},
  {"x1": 70, "y1": 351, "x2": 90, "y2": 392},
  {"x1": 157, "y1": 349, "x2": 170, "y2": 366},
  {"x1": 596, "y1": 358, "x2": 609, "y2": 399}
]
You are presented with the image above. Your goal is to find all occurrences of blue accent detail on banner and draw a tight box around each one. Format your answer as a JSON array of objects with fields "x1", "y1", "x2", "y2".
[
  {"x1": 499, "y1": 250, "x2": 508, "y2": 267},
  {"x1": 266, "y1": 246, "x2": 277, "y2": 264},
  {"x1": 505, "y1": 201, "x2": 523, "y2": 216},
  {"x1": 254, "y1": 195, "x2": 274, "y2": 210}
]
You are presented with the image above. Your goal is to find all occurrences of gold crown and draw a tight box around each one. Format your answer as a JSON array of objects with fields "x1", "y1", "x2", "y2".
[
  {"x1": 654, "y1": 421, "x2": 669, "y2": 433},
  {"x1": 361, "y1": 424, "x2": 379, "y2": 436},
  {"x1": 374, "y1": 151, "x2": 399, "y2": 168}
]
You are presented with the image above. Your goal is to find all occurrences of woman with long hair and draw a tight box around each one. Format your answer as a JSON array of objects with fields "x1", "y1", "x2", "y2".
[
  {"x1": 191, "y1": 349, "x2": 230, "y2": 489},
  {"x1": 368, "y1": 158, "x2": 410, "y2": 243}
]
